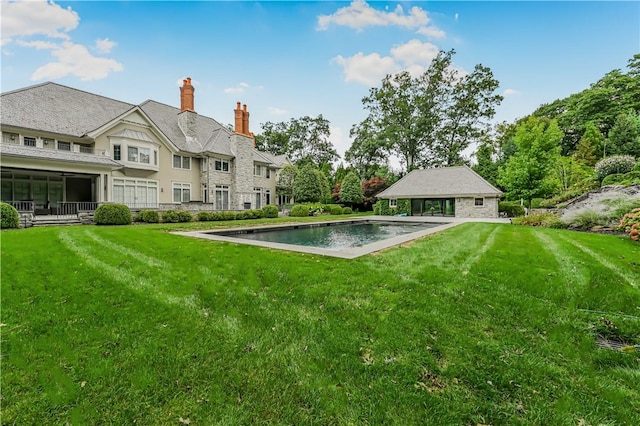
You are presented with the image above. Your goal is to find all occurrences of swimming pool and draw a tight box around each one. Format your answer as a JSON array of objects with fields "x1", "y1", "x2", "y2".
[
  {"x1": 213, "y1": 220, "x2": 440, "y2": 250},
  {"x1": 175, "y1": 218, "x2": 457, "y2": 259}
]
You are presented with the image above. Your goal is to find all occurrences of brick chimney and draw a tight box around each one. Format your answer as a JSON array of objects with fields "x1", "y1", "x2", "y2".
[
  {"x1": 234, "y1": 102, "x2": 243, "y2": 134},
  {"x1": 180, "y1": 77, "x2": 194, "y2": 112},
  {"x1": 242, "y1": 104, "x2": 250, "y2": 136}
]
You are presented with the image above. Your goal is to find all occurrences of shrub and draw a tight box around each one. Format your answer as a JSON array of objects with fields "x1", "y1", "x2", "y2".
[
  {"x1": 568, "y1": 210, "x2": 608, "y2": 230},
  {"x1": 290, "y1": 205, "x2": 310, "y2": 217},
  {"x1": 176, "y1": 211, "x2": 192, "y2": 222},
  {"x1": 329, "y1": 205, "x2": 343, "y2": 215},
  {"x1": 619, "y1": 171, "x2": 640, "y2": 186},
  {"x1": 140, "y1": 210, "x2": 159, "y2": 223},
  {"x1": 595, "y1": 155, "x2": 636, "y2": 181},
  {"x1": 512, "y1": 212, "x2": 563, "y2": 227},
  {"x1": 161, "y1": 210, "x2": 179, "y2": 223},
  {"x1": 601, "y1": 173, "x2": 626, "y2": 187},
  {"x1": 262, "y1": 205, "x2": 279, "y2": 218},
  {"x1": 619, "y1": 208, "x2": 640, "y2": 241},
  {"x1": 240, "y1": 209, "x2": 263, "y2": 220},
  {"x1": 342, "y1": 207, "x2": 353, "y2": 215},
  {"x1": 0, "y1": 202, "x2": 19, "y2": 229},
  {"x1": 499, "y1": 201, "x2": 525, "y2": 217},
  {"x1": 94, "y1": 204, "x2": 132, "y2": 225},
  {"x1": 373, "y1": 199, "x2": 391, "y2": 215},
  {"x1": 197, "y1": 211, "x2": 212, "y2": 222}
]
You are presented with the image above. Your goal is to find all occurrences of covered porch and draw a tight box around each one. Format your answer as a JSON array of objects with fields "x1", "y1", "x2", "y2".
[{"x1": 1, "y1": 168, "x2": 101, "y2": 215}]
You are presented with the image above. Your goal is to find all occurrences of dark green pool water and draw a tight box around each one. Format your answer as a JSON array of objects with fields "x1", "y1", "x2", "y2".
[{"x1": 227, "y1": 221, "x2": 440, "y2": 250}]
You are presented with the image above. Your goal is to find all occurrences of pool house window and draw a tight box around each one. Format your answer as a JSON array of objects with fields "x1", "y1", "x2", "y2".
[
  {"x1": 474, "y1": 198, "x2": 484, "y2": 207},
  {"x1": 389, "y1": 199, "x2": 397, "y2": 208}
]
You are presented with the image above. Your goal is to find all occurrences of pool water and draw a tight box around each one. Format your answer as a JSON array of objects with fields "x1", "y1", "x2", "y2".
[{"x1": 224, "y1": 221, "x2": 440, "y2": 251}]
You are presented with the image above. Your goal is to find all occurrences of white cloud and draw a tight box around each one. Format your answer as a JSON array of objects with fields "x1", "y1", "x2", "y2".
[
  {"x1": 31, "y1": 41, "x2": 123, "y2": 81},
  {"x1": 333, "y1": 39, "x2": 442, "y2": 85},
  {"x1": 416, "y1": 26, "x2": 445, "y2": 39},
  {"x1": 224, "y1": 82, "x2": 262, "y2": 94},
  {"x1": 95, "y1": 38, "x2": 116, "y2": 54},
  {"x1": 3, "y1": 1, "x2": 122, "y2": 81},
  {"x1": 455, "y1": 13, "x2": 459, "y2": 21},
  {"x1": 332, "y1": 52, "x2": 398, "y2": 85},
  {"x1": 503, "y1": 88, "x2": 520, "y2": 97},
  {"x1": 268, "y1": 106, "x2": 288, "y2": 116},
  {"x1": 1, "y1": 0, "x2": 79, "y2": 42},
  {"x1": 317, "y1": 0, "x2": 430, "y2": 31},
  {"x1": 16, "y1": 40, "x2": 58, "y2": 50}
]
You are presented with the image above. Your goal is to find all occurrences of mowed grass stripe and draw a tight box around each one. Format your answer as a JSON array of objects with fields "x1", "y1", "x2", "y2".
[
  {"x1": 460, "y1": 225, "x2": 501, "y2": 275},
  {"x1": 533, "y1": 231, "x2": 589, "y2": 297},
  {"x1": 84, "y1": 229, "x2": 167, "y2": 268},
  {"x1": 58, "y1": 230, "x2": 201, "y2": 310},
  {"x1": 556, "y1": 232, "x2": 639, "y2": 288}
]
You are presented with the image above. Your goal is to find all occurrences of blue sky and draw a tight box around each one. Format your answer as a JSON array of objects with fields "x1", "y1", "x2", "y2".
[{"x1": 2, "y1": 1, "x2": 639, "y2": 164}]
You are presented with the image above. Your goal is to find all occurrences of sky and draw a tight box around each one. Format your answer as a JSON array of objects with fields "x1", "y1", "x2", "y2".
[{"x1": 1, "y1": 0, "x2": 639, "y2": 167}]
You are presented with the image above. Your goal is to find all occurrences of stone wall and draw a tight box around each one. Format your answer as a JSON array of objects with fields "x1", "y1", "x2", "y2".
[
  {"x1": 455, "y1": 196, "x2": 499, "y2": 218},
  {"x1": 18, "y1": 212, "x2": 34, "y2": 228}
]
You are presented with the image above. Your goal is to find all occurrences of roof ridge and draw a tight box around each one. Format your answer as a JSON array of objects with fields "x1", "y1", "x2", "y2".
[{"x1": 1, "y1": 81, "x2": 136, "y2": 108}]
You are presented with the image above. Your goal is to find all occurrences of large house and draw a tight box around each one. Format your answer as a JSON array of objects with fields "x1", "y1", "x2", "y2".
[
  {"x1": 0, "y1": 79, "x2": 289, "y2": 216},
  {"x1": 376, "y1": 166, "x2": 502, "y2": 218}
]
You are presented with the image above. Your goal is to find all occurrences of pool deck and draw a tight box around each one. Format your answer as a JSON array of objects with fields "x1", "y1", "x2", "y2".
[{"x1": 173, "y1": 216, "x2": 511, "y2": 259}]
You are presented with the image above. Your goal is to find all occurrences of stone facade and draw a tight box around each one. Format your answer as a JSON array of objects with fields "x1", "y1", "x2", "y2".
[
  {"x1": 229, "y1": 133, "x2": 255, "y2": 210},
  {"x1": 455, "y1": 196, "x2": 499, "y2": 218}
]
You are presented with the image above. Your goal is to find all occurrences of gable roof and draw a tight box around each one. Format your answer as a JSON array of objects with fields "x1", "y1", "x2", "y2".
[
  {"x1": 0, "y1": 82, "x2": 135, "y2": 137},
  {"x1": 377, "y1": 166, "x2": 502, "y2": 198}
]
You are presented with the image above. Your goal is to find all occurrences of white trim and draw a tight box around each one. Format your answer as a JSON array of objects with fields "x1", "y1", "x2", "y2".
[
  {"x1": 474, "y1": 197, "x2": 484, "y2": 207},
  {"x1": 389, "y1": 199, "x2": 397, "y2": 208}
]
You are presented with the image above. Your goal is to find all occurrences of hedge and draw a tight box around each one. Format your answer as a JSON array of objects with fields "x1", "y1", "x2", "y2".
[
  {"x1": 342, "y1": 207, "x2": 353, "y2": 215},
  {"x1": 140, "y1": 210, "x2": 159, "y2": 223},
  {"x1": 329, "y1": 205, "x2": 343, "y2": 215},
  {"x1": 290, "y1": 205, "x2": 310, "y2": 217},
  {"x1": 94, "y1": 204, "x2": 132, "y2": 225},
  {"x1": 499, "y1": 201, "x2": 525, "y2": 217},
  {"x1": 0, "y1": 202, "x2": 19, "y2": 229},
  {"x1": 262, "y1": 205, "x2": 279, "y2": 218}
]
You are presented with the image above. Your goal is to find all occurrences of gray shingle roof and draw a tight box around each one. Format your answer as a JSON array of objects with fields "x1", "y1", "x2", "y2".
[
  {"x1": 139, "y1": 100, "x2": 233, "y2": 155},
  {"x1": 377, "y1": 166, "x2": 502, "y2": 198},
  {"x1": 0, "y1": 143, "x2": 122, "y2": 168},
  {"x1": 1, "y1": 82, "x2": 134, "y2": 137}
]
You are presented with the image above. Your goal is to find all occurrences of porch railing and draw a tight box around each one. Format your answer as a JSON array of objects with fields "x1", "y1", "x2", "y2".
[
  {"x1": 6, "y1": 200, "x2": 35, "y2": 212},
  {"x1": 55, "y1": 202, "x2": 99, "y2": 215}
]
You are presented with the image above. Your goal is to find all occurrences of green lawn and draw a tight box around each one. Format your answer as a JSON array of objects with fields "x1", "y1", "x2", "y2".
[{"x1": 2, "y1": 220, "x2": 639, "y2": 425}]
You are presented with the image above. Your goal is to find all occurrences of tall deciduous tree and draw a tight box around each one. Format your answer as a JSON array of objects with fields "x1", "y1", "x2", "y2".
[
  {"x1": 350, "y1": 49, "x2": 502, "y2": 173},
  {"x1": 276, "y1": 164, "x2": 298, "y2": 198},
  {"x1": 472, "y1": 142, "x2": 499, "y2": 188},
  {"x1": 256, "y1": 116, "x2": 339, "y2": 168},
  {"x1": 498, "y1": 117, "x2": 563, "y2": 207},
  {"x1": 339, "y1": 171, "x2": 363, "y2": 207}
]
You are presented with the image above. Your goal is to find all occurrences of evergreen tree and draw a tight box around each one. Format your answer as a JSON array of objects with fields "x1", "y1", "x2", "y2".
[
  {"x1": 339, "y1": 172, "x2": 363, "y2": 207},
  {"x1": 293, "y1": 164, "x2": 322, "y2": 203},
  {"x1": 574, "y1": 121, "x2": 601, "y2": 165},
  {"x1": 607, "y1": 112, "x2": 640, "y2": 158}
]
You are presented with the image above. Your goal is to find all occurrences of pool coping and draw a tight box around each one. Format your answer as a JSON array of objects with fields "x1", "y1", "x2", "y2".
[{"x1": 172, "y1": 216, "x2": 510, "y2": 259}]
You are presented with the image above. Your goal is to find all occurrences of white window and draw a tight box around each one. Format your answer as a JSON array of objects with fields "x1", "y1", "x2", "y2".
[
  {"x1": 43, "y1": 138, "x2": 55, "y2": 149},
  {"x1": 254, "y1": 187, "x2": 262, "y2": 209},
  {"x1": 112, "y1": 178, "x2": 158, "y2": 208},
  {"x1": 214, "y1": 158, "x2": 229, "y2": 172},
  {"x1": 57, "y1": 141, "x2": 71, "y2": 151},
  {"x1": 266, "y1": 168, "x2": 271, "y2": 179},
  {"x1": 154, "y1": 150, "x2": 158, "y2": 166},
  {"x1": 389, "y1": 199, "x2": 397, "y2": 208},
  {"x1": 474, "y1": 198, "x2": 484, "y2": 207},
  {"x1": 254, "y1": 164, "x2": 263, "y2": 176},
  {"x1": 173, "y1": 155, "x2": 191, "y2": 169},
  {"x1": 23, "y1": 136, "x2": 36, "y2": 147},
  {"x1": 113, "y1": 144, "x2": 121, "y2": 160},
  {"x1": 173, "y1": 183, "x2": 191, "y2": 203},
  {"x1": 215, "y1": 185, "x2": 230, "y2": 210},
  {"x1": 3, "y1": 132, "x2": 18, "y2": 144},
  {"x1": 128, "y1": 146, "x2": 138, "y2": 162},
  {"x1": 139, "y1": 147, "x2": 150, "y2": 164}
]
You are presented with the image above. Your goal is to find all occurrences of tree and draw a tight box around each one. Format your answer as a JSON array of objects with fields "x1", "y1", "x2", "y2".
[
  {"x1": 256, "y1": 116, "x2": 339, "y2": 168},
  {"x1": 498, "y1": 117, "x2": 563, "y2": 207},
  {"x1": 361, "y1": 176, "x2": 389, "y2": 205},
  {"x1": 293, "y1": 164, "x2": 322, "y2": 203},
  {"x1": 351, "y1": 49, "x2": 502, "y2": 173},
  {"x1": 314, "y1": 169, "x2": 332, "y2": 203},
  {"x1": 552, "y1": 156, "x2": 592, "y2": 192},
  {"x1": 532, "y1": 54, "x2": 640, "y2": 154},
  {"x1": 472, "y1": 142, "x2": 499, "y2": 187},
  {"x1": 607, "y1": 112, "x2": 640, "y2": 158},
  {"x1": 574, "y1": 121, "x2": 602, "y2": 165},
  {"x1": 339, "y1": 171, "x2": 363, "y2": 207},
  {"x1": 276, "y1": 164, "x2": 298, "y2": 198}
]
